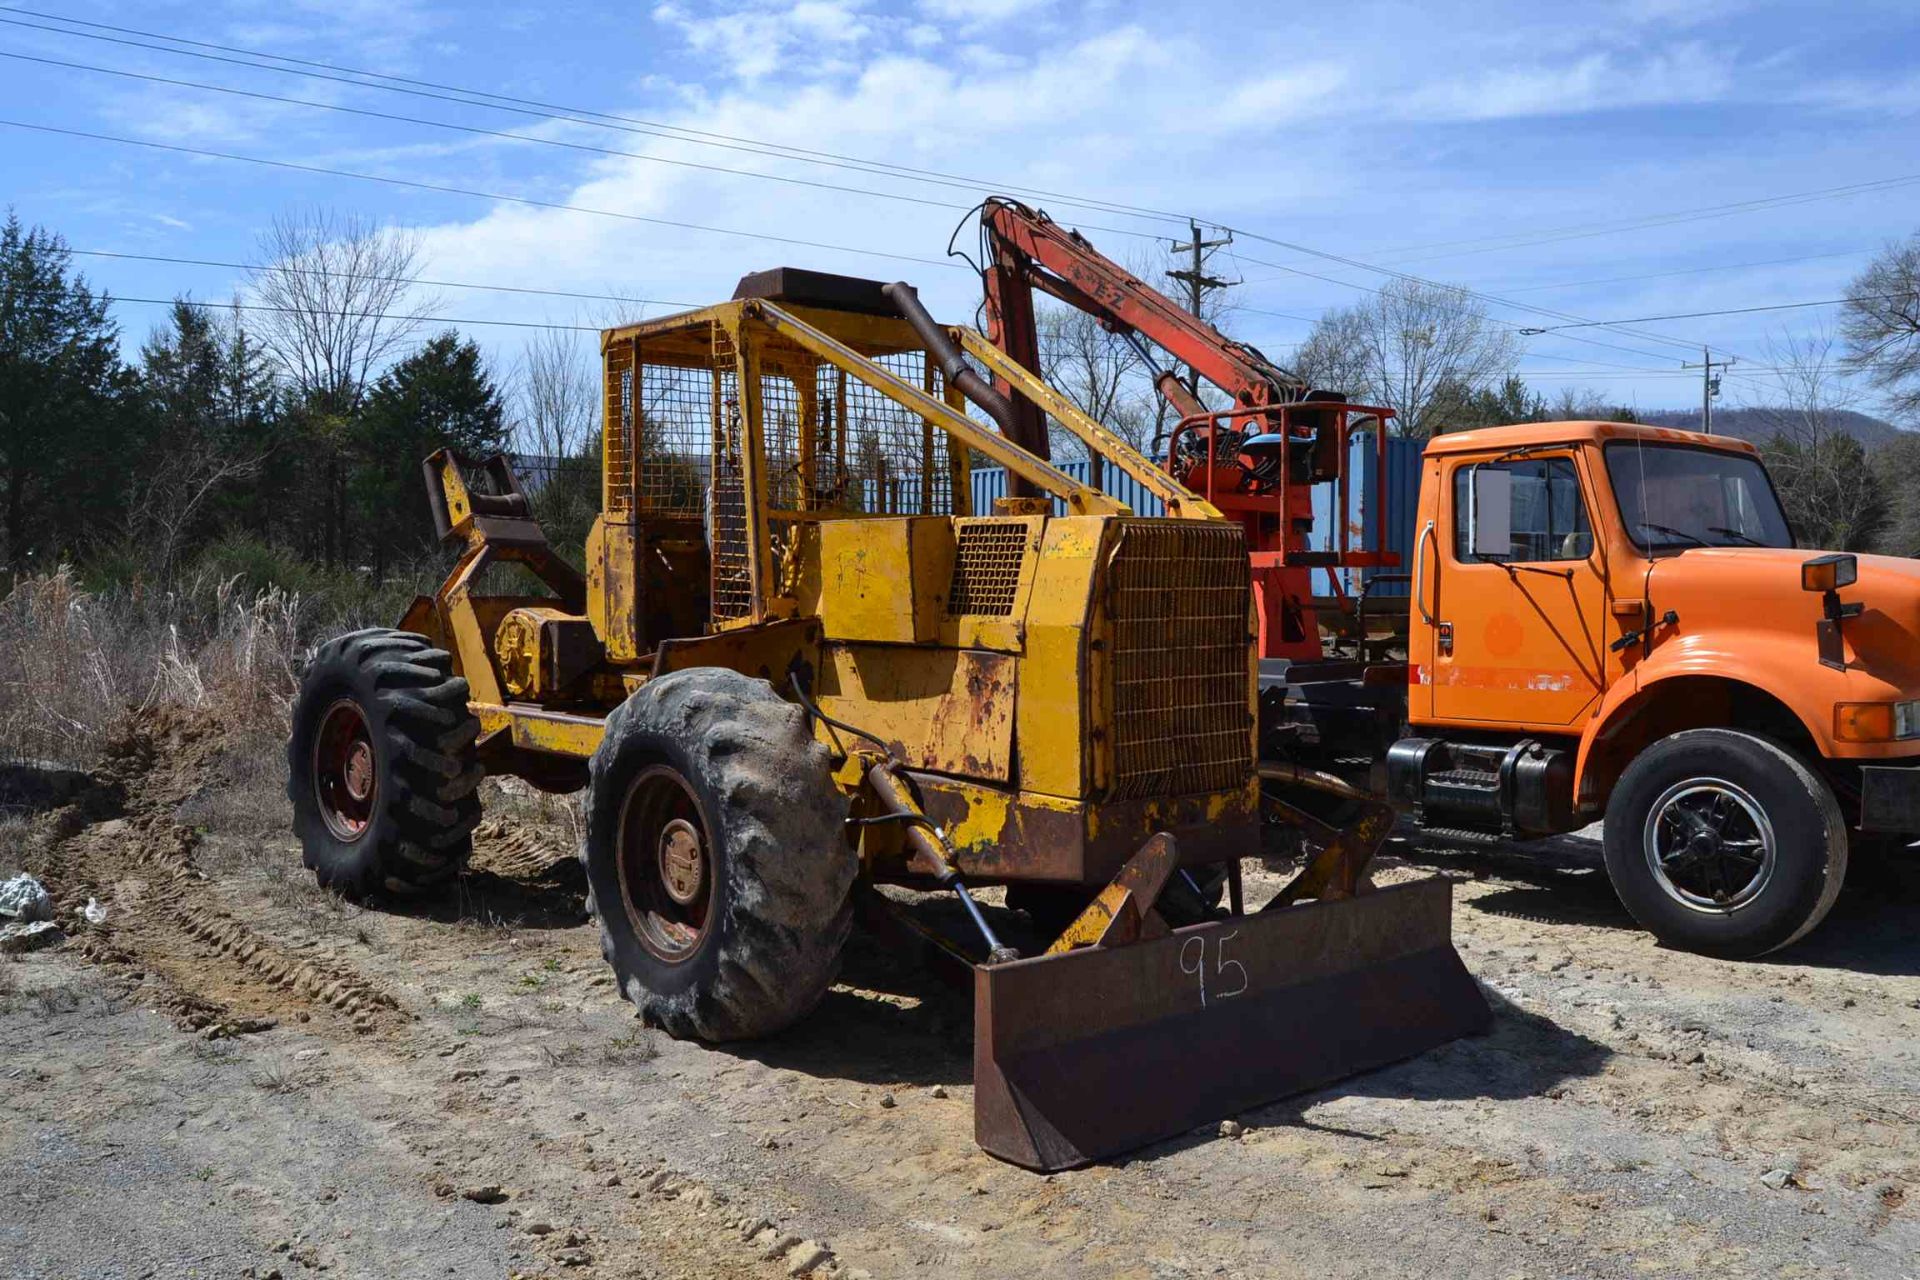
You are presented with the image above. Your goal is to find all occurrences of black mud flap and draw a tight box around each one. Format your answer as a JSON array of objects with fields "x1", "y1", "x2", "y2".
[{"x1": 972, "y1": 876, "x2": 1490, "y2": 1171}]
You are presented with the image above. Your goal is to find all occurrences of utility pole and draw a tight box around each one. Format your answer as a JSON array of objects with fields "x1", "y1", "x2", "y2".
[
  {"x1": 1682, "y1": 346, "x2": 1735, "y2": 434},
  {"x1": 1166, "y1": 219, "x2": 1233, "y2": 398}
]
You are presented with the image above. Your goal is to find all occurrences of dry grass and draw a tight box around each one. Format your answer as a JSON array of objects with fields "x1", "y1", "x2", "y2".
[
  {"x1": 0, "y1": 567, "x2": 307, "y2": 770},
  {"x1": 249, "y1": 1059, "x2": 304, "y2": 1095},
  {"x1": 0, "y1": 813, "x2": 31, "y2": 877}
]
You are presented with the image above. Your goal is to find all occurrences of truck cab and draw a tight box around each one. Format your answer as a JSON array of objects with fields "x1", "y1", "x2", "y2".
[{"x1": 1385, "y1": 420, "x2": 1920, "y2": 956}]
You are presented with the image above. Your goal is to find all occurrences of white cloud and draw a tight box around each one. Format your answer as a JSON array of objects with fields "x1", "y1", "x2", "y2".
[
  {"x1": 916, "y1": 0, "x2": 1055, "y2": 29},
  {"x1": 349, "y1": 0, "x2": 1910, "y2": 418},
  {"x1": 652, "y1": 0, "x2": 875, "y2": 81},
  {"x1": 222, "y1": 0, "x2": 441, "y2": 68},
  {"x1": 1220, "y1": 65, "x2": 1353, "y2": 128},
  {"x1": 1393, "y1": 42, "x2": 1736, "y2": 121}
]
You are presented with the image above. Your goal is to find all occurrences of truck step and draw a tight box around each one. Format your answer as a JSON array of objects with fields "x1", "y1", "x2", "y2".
[
  {"x1": 1428, "y1": 769, "x2": 1500, "y2": 791},
  {"x1": 1417, "y1": 824, "x2": 1506, "y2": 847}
]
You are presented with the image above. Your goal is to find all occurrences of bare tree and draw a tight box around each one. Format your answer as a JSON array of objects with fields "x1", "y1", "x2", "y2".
[
  {"x1": 1746, "y1": 328, "x2": 1856, "y2": 448},
  {"x1": 1294, "y1": 280, "x2": 1519, "y2": 436},
  {"x1": 249, "y1": 210, "x2": 432, "y2": 565},
  {"x1": 1872, "y1": 431, "x2": 1920, "y2": 557},
  {"x1": 1546, "y1": 386, "x2": 1638, "y2": 422},
  {"x1": 1291, "y1": 307, "x2": 1374, "y2": 402},
  {"x1": 123, "y1": 442, "x2": 263, "y2": 587},
  {"x1": 1840, "y1": 234, "x2": 1920, "y2": 422},
  {"x1": 250, "y1": 209, "x2": 431, "y2": 414},
  {"x1": 511, "y1": 326, "x2": 602, "y2": 557},
  {"x1": 1746, "y1": 327, "x2": 1887, "y2": 551},
  {"x1": 514, "y1": 325, "x2": 598, "y2": 462},
  {"x1": 1036, "y1": 304, "x2": 1154, "y2": 464}
]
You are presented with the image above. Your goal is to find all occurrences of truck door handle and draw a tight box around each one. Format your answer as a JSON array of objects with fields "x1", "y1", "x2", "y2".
[{"x1": 1413, "y1": 520, "x2": 1436, "y2": 626}]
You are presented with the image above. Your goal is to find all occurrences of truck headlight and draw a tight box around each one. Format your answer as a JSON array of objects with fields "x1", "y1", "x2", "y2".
[{"x1": 1835, "y1": 700, "x2": 1920, "y2": 742}]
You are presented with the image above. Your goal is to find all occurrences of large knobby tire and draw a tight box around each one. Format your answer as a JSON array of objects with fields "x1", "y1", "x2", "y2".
[
  {"x1": 1603, "y1": 729, "x2": 1847, "y2": 958},
  {"x1": 582, "y1": 668, "x2": 853, "y2": 1042},
  {"x1": 287, "y1": 629, "x2": 483, "y2": 896}
]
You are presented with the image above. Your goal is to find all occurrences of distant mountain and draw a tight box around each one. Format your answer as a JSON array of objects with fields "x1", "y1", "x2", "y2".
[{"x1": 1638, "y1": 407, "x2": 1906, "y2": 449}]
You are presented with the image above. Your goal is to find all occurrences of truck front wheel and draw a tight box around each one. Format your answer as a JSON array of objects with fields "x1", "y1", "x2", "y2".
[{"x1": 1603, "y1": 729, "x2": 1847, "y2": 958}]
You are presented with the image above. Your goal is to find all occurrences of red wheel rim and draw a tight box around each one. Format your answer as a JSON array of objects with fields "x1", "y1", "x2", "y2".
[
  {"x1": 616, "y1": 765, "x2": 714, "y2": 964},
  {"x1": 313, "y1": 698, "x2": 376, "y2": 842}
]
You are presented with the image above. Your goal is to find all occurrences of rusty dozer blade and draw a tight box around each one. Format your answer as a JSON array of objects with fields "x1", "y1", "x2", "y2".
[{"x1": 972, "y1": 776, "x2": 1490, "y2": 1172}]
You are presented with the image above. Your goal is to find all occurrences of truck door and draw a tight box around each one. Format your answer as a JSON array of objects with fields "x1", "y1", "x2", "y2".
[{"x1": 1423, "y1": 450, "x2": 1610, "y2": 729}]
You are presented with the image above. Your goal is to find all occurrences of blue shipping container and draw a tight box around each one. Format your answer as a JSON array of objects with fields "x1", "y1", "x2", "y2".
[{"x1": 970, "y1": 431, "x2": 1423, "y2": 595}]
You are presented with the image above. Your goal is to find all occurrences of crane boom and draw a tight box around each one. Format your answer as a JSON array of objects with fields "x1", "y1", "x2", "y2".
[{"x1": 977, "y1": 197, "x2": 1400, "y2": 665}]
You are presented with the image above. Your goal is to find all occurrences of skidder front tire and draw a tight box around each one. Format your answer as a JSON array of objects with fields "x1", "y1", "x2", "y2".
[
  {"x1": 1603, "y1": 729, "x2": 1847, "y2": 958},
  {"x1": 287, "y1": 629, "x2": 482, "y2": 897},
  {"x1": 583, "y1": 668, "x2": 853, "y2": 1043}
]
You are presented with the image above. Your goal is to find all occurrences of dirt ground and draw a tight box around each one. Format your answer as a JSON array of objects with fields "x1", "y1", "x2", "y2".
[{"x1": 2, "y1": 711, "x2": 1916, "y2": 1280}]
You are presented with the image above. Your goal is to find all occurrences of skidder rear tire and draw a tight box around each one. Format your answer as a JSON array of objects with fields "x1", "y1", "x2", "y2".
[
  {"x1": 1603, "y1": 729, "x2": 1847, "y2": 958},
  {"x1": 287, "y1": 629, "x2": 483, "y2": 896},
  {"x1": 583, "y1": 668, "x2": 853, "y2": 1042}
]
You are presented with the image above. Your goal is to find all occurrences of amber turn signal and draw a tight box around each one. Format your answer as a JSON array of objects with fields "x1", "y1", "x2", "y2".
[
  {"x1": 1802, "y1": 553, "x2": 1858, "y2": 594},
  {"x1": 1835, "y1": 701, "x2": 1920, "y2": 742}
]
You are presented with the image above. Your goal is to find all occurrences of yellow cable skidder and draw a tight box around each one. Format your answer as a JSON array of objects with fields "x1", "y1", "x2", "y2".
[{"x1": 285, "y1": 269, "x2": 1488, "y2": 1170}]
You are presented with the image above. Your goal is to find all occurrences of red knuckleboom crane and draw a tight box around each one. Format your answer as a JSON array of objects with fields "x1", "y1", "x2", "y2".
[{"x1": 976, "y1": 197, "x2": 1399, "y2": 667}]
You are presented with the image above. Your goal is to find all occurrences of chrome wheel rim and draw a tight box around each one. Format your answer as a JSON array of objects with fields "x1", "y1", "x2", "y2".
[{"x1": 1643, "y1": 777, "x2": 1776, "y2": 914}]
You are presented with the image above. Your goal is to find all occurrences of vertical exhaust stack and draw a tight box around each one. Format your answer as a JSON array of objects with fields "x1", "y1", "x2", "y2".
[{"x1": 883, "y1": 281, "x2": 1043, "y2": 457}]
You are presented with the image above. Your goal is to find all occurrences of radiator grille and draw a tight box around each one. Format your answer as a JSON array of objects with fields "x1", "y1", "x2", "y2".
[
  {"x1": 1106, "y1": 521, "x2": 1252, "y2": 800},
  {"x1": 946, "y1": 520, "x2": 1029, "y2": 616}
]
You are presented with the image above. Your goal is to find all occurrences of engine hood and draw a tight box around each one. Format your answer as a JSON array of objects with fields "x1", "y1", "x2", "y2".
[{"x1": 1642, "y1": 548, "x2": 1920, "y2": 698}]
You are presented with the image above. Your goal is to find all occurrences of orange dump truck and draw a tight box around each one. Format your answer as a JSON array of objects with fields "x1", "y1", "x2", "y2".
[{"x1": 1268, "y1": 419, "x2": 1920, "y2": 957}]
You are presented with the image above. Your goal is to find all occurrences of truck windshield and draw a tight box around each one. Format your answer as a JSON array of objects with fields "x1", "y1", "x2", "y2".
[{"x1": 1603, "y1": 442, "x2": 1794, "y2": 552}]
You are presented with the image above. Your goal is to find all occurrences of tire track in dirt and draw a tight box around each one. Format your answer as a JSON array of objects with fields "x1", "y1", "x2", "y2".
[
  {"x1": 29, "y1": 710, "x2": 404, "y2": 1038},
  {"x1": 20, "y1": 713, "x2": 882, "y2": 1278}
]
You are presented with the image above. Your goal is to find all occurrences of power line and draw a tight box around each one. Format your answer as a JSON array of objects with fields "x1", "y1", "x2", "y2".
[
  {"x1": 2, "y1": 48, "x2": 1149, "y2": 231},
  {"x1": 86, "y1": 247, "x2": 1675, "y2": 380},
  {"x1": 1515, "y1": 293, "x2": 1906, "y2": 334},
  {"x1": 1490, "y1": 247, "x2": 1875, "y2": 295},
  {"x1": 65, "y1": 247, "x2": 701, "y2": 310},
  {"x1": 4, "y1": 7, "x2": 1766, "y2": 370},
  {"x1": 1223, "y1": 243, "x2": 1689, "y2": 368},
  {"x1": 1229, "y1": 240, "x2": 1738, "y2": 362},
  {"x1": 0, "y1": 7, "x2": 1768, "y2": 368},
  {"x1": 32, "y1": 96, "x2": 1699, "y2": 373},
  {"x1": 0, "y1": 7, "x2": 1190, "y2": 228},
  {"x1": 21, "y1": 3, "x2": 1914, "y2": 280},
  {"x1": 0, "y1": 118, "x2": 964, "y2": 272},
  {"x1": 22, "y1": 281, "x2": 1844, "y2": 395},
  {"x1": 34, "y1": 286, "x2": 607, "y2": 333},
  {"x1": 1366, "y1": 175, "x2": 1920, "y2": 265}
]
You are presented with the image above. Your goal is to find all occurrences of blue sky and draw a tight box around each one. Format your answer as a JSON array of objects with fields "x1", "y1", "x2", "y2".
[{"x1": 3, "y1": 0, "x2": 1918, "y2": 415}]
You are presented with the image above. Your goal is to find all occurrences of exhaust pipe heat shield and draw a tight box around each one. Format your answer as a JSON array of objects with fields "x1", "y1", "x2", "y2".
[{"x1": 972, "y1": 876, "x2": 1490, "y2": 1170}]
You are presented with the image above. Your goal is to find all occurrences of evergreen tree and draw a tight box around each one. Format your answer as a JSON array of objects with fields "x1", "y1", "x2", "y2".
[
  {"x1": 128, "y1": 300, "x2": 285, "y2": 577},
  {"x1": 0, "y1": 212, "x2": 130, "y2": 572},
  {"x1": 352, "y1": 331, "x2": 507, "y2": 576},
  {"x1": 1428, "y1": 375, "x2": 1546, "y2": 433}
]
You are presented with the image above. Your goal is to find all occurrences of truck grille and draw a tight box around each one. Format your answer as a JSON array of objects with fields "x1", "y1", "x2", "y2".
[{"x1": 1105, "y1": 521, "x2": 1252, "y2": 801}]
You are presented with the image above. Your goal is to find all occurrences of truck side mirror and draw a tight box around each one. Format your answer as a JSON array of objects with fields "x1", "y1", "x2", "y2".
[{"x1": 1466, "y1": 465, "x2": 1513, "y2": 560}]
